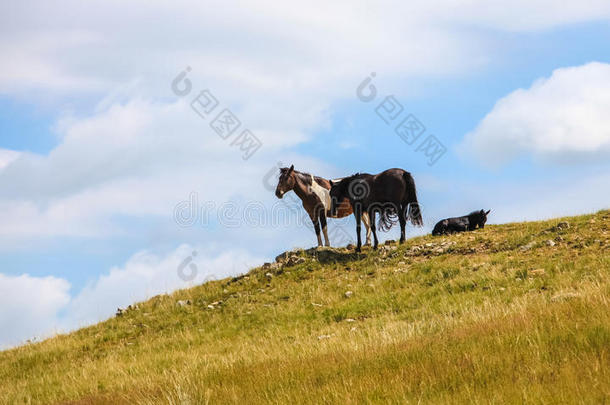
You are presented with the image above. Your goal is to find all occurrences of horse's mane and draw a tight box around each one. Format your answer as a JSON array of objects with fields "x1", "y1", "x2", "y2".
[{"x1": 281, "y1": 167, "x2": 325, "y2": 185}]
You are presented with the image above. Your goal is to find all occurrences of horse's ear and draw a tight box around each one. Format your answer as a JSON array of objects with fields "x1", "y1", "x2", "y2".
[
  {"x1": 486, "y1": 209, "x2": 491, "y2": 215},
  {"x1": 288, "y1": 165, "x2": 294, "y2": 174},
  {"x1": 329, "y1": 180, "x2": 334, "y2": 187}
]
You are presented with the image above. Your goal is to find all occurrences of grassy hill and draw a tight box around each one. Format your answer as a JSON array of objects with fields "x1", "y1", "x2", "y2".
[{"x1": 1, "y1": 210, "x2": 609, "y2": 404}]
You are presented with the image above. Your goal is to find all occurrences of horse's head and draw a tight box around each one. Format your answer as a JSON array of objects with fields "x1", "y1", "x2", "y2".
[
  {"x1": 275, "y1": 165, "x2": 295, "y2": 198},
  {"x1": 329, "y1": 177, "x2": 349, "y2": 216},
  {"x1": 479, "y1": 209, "x2": 491, "y2": 227}
]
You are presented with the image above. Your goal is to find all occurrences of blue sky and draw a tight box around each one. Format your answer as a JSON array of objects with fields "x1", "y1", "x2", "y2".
[{"x1": 1, "y1": 1, "x2": 609, "y2": 348}]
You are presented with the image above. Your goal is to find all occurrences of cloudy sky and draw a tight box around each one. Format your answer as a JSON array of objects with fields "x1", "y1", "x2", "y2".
[{"x1": 1, "y1": 0, "x2": 609, "y2": 348}]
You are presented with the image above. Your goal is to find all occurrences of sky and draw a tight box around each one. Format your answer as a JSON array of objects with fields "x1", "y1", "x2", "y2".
[{"x1": 1, "y1": 0, "x2": 609, "y2": 348}]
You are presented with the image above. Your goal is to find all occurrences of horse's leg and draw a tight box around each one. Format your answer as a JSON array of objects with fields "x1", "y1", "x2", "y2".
[
  {"x1": 355, "y1": 204, "x2": 362, "y2": 252},
  {"x1": 320, "y1": 211, "x2": 330, "y2": 247},
  {"x1": 398, "y1": 204, "x2": 407, "y2": 243},
  {"x1": 361, "y1": 212, "x2": 372, "y2": 246},
  {"x1": 368, "y1": 207, "x2": 378, "y2": 250},
  {"x1": 310, "y1": 210, "x2": 323, "y2": 247}
]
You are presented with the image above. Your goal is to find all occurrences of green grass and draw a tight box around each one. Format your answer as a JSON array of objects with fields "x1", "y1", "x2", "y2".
[{"x1": 1, "y1": 211, "x2": 609, "y2": 404}]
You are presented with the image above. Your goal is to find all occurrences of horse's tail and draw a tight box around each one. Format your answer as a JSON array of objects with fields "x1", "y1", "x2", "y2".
[
  {"x1": 403, "y1": 172, "x2": 423, "y2": 227},
  {"x1": 378, "y1": 205, "x2": 398, "y2": 232}
]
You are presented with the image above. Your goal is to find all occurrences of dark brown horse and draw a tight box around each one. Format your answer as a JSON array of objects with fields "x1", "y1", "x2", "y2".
[
  {"x1": 330, "y1": 168, "x2": 423, "y2": 252},
  {"x1": 275, "y1": 165, "x2": 371, "y2": 247}
]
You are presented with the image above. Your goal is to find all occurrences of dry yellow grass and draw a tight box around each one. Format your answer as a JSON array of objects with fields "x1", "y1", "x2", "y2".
[{"x1": 1, "y1": 210, "x2": 609, "y2": 404}]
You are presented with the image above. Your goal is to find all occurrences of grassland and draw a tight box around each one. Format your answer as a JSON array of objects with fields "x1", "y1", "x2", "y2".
[{"x1": 1, "y1": 210, "x2": 609, "y2": 404}]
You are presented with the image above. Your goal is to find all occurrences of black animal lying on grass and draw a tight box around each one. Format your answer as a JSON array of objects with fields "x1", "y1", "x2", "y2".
[{"x1": 432, "y1": 209, "x2": 491, "y2": 236}]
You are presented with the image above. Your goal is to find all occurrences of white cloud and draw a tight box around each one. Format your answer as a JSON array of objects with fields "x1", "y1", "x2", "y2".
[
  {"x1": 0, "y1": 149, "x2": 21, "y2": 171},
  {"x1": 0, "y1": 98, "x2": 321, "y2": 244},
  {"x1": 0, "y1": 273, "x2": 70, "y2": 348},
  {"x1": 2, "y1": 0, "x2": 609, "y2": 102},
  {"x1": 0, "y1": 245, "x2": 263, "y2": 349},
  {"x1": 461, "y1": 62, "x2": 610, "y2": 166},
  {"x1": 0, "y1": 1, "x2": 487, "y2": 100}
]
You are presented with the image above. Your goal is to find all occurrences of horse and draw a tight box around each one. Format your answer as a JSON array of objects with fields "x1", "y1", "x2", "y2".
[
  {"x1": 329, "y1": 168, "x2": 423, "y2": 252},
  {"x1": 274, "y1": 165, "x2": 372, "y2": 247},
  {"x1": 432, "y1": 209, "x2": 491, "y2": 236}
]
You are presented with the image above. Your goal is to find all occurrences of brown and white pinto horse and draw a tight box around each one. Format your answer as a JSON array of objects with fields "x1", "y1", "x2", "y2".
[{"x1": 275, "y1": 165, "x2": 371, "y2": 247}]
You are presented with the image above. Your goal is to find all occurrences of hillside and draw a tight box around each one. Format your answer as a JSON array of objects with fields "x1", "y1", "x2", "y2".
[{"x1": 1, "y1": 210, "x2": 609, "y2": 404}]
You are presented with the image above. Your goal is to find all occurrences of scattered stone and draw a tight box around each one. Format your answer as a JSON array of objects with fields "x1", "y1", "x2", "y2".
[
  {"x1": 405, "y1": 245, "x2": 422, "y2": 256},
  {"x1": 176, "y1": 299, "x2": 191, "y2": 307},
  {"x1": 346, "y1": 244, "x2": 355, "y2": 250},
  {"x1": 345, "y1": 318, "x2": 356, "y2": 323},
  {"x1": 284, "y1": 255, "x2": 306, "y2": 267},
  {"x1": 344, "y1": 291, "x2": 353, "y2": 298},
  {"x1": 385, "y1": 239, "x2": 395, "y2": 245},
  {"x1": 499, "y1": 287, "x2": 506, "y2": 291},
  {"x1": 520, "y1": 241, "x2": 536, "y2": 251},
  {"x1": 557, "y1": 221, "x2": 570, "y2": 230},
  {"x1": 262, "y1": 262, "x2": 280, "y2": 270},
  {"x1": 311, "y1": 302, "x2": 323, "y2": 307},
  {"x1": 350, "y1": 327, "x2": 357, "y2": 332},
  {"x1": 425, "y1": 243, "x2": 435, "y2": 247},
  {"x1": 555, "y1": 235, "x2": 564, "y2": 242},
  {"x1": 265, "y1": 272, "x2": 273, "y2": 279},
  {"x1": 318, "y1": 334, "x2": 332, "y2": 340},
  {"x1": 116, "y1": 305, "x2": 140, "y2": 316},
  {"x1": 546, "y1": 240, "x2": 556, "y2": 247},
  {"x1": 275, "y1": 249, "x2": 304, "y2": 264},
  {"x1": 207, "y1": 305, "x2": 215, "y2": 310}
]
